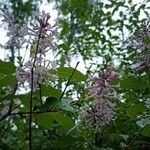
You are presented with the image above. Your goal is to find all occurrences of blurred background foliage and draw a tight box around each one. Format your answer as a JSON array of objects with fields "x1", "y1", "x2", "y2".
[
  {"x1": 0, "y1": 0, "x2": 150, "y2": 149},
  {"x1": 0, "y1": 0, "x2": 41, "y2": 63}
]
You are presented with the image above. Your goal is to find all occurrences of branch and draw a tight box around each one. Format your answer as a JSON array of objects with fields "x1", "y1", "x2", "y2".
[
  {"x1": 8, "y1": 83, "x2": 18, "y2": 114},
  {"x1": 29, "y1": 27, "x2": 42, "y2": 150},
  {"x1": 59, "y1": 61, "x2": 80, "y2": 101},
  {"x1": 127, "y1": 128, "x2": 143, "y2": 149},
  {"x1": 0, "y1": 62, "x2": 80, "y2": 122},
  {"x1": 0, "y1": 103, "x2": 21, "y2": 123},
  {"x1": 9, "y1": 110, "x2": 59, "y2": 116}
]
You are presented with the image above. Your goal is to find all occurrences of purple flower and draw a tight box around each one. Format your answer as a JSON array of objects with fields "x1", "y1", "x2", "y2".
[
  {"x1": 80, "y1": 67, "x2": 118, "y2": 132},
  {"x1": 27, "y1": 11, "x2": 57, "y2": 57},
  {"x1": 16, "y1": 60, "x2": 54, "y2": 90},
  {"x1": 88, "y1": 68, "x2": 118, "y2": 97},
  {"x1": 13, "y1": 11, "x2": 58, "y2": 91},
  {"x1": 132, "y1": 54, "x2": 150, "y2": 71},
  {"x1": 2, "y1": 11, "x2": 27, "y2": 49},
  {"x1": 129, "y1": 22, "x2": 150, "y2": 71},
  {"x1": 129, "y1": 22, "x2": 150, "y2": 51}
]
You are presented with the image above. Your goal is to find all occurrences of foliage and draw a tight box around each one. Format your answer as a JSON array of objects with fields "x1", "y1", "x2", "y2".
[{"x1": 0, "y1": 0, "x2": 150, "y2": 150}]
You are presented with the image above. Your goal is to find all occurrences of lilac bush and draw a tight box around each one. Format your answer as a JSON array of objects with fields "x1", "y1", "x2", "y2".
[{"x1": 0, "y1": 1, "x2": 150, "y2": 149}]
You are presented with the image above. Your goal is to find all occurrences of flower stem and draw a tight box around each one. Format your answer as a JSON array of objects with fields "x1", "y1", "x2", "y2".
[{"x1": 29, "y1": 27, "x2": 42, "y2": 150}]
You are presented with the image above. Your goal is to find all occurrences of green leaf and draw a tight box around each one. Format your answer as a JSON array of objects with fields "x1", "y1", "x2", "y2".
[
  {"x1": 16, "y1": 94, "x2": 39, "y2": 111},
  {"x1": 57, "y1": 99, "x2": 76, "y2": 112},
  {"x1": 0, "y1": 74, "x2": 16, "y2": 87},
  {"x1": 36, "y1": 86, "x2": 62, "y2": 98},
  {"x1": 0, "y1": 59, "x2": 16, "y2": 74},
  {"x1": 17, "y1": 94, "x2": 30, "y2": 110},
  {"x1": 0, "y1": 94, "x2": 15, "y2": 102},
  {"x1": 35, "y1": 112, "x2": 74, "y2": 132},
  {"x1": 40, "y1": 97, "x2": 59, "y2": 111},
  {"x1": 143, "y1": 125, "x2": 150, "y2": 137},
  {"x1": 54, "y1": 112, "x2": 74, "y2": 132},
  {"x1": 108, "y1": 133, "x2": 123, "y2": 143},
  {"x1": 47, "y1": 136, "x2": 77, "y2": 149},
  {"x1": 35, "y1": 113, "x2": 54, "y2": 129},
  {"x1": 120, "y1": 76, "x2": 148, "y2": 90},
  {"x1": 39, "y1": 97, "x2": 76, "y2": 112},
  {"x1": 127, "y1": 104, "x2": 148, "y2": 118},
  {"x1": 49, "y1": 67, "x2": 87, "y2": 81}
]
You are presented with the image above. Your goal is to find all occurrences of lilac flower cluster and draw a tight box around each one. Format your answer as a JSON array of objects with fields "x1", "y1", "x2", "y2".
[
  {"x1": 132, "y1": 54, "x2": 150, "y2": 71},
  {"x1": 27, "y1": 11, "x2": 57, "y2": 57},
  {"x1": 130, "y1": 22, "x2": 150, "y2": 70},
  {"x1": 130, "y1": 22, "x2": 150, "y2": 51},
  {"x1": 2, "y1": 11, "x2": 27, "y2": 49},
  {"x1": 16, "y1": 61, "x2": 46, "y2": 90},
  {"x1": 80, "y1": 68, "x2": 118, "y2": 132},
  {"x1": 15, "y1": 11, "x2": 57, "y2": 90}
]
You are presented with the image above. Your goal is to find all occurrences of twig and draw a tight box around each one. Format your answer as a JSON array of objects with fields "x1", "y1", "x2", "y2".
[
  {"x1": 0, "y1": 83, "x2": 18, "y2": 122},
  {"x1": 29, "y1": 27, "x2": 42, "y2": 150},
  {"x1": 39, "y1": 53, "x2": 43, "y2": 105},
  {"x1": 0, "y1": 61, "x2": 80, "y2": 120},
  {"x1": 6, "y1": 84, "x2": 18, "y2": 128},
  {"x1": 127, "y1": 128, "x2": 143, "y2": 149},
  {"x1": 59, "y1": 61, "x2": 80, "y2": 101},
  {"x1": 0, "y1": 103, "x2": 21, "y2": 123},
  {"x1": 9, "y1": 110, "x2": 59, "y2": 116}
]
